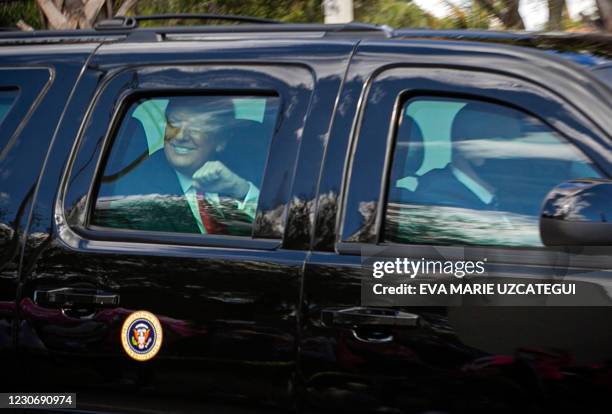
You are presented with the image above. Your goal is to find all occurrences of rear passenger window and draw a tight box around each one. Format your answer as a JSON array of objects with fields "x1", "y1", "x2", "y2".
[
  {"x1": 0, "y1": 89, "x2": 18, "y2": 125},
  {"x1": 92, "y1": 94, "x2": 280, "y2": 236},
  {"x1": 385, "y1": 97, "x2": 602, "y2": 247}
]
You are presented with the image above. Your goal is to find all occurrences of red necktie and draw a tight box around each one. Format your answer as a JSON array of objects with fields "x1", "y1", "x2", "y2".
[{"x1": 196, "y1": 192, "x2": 226, "y2": 234}]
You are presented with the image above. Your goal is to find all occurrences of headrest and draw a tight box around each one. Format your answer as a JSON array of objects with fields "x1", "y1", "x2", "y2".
[
  {"x1": 220, "y1": 119, "x2": 270, "y2": 186},
  {"x1": 229, "y1": 119, "x2": 267, "y2": 140},
  {"x1": 393, "y1": 114, "x2": 425, "y2": 177},
  {"x1": 451, "y1": 102, "x2": 522, "y2": 142},
  {"x1": 105, "y1": 116, "x2": 148, "y2": 177}
]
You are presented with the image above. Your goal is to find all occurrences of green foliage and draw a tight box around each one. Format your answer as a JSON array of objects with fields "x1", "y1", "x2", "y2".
[
  {"x1": 0, "y1": 0, "x2": 596, "y2": 31},
  {"x1": 0, "y1": 0, "x2": 43, "y2": 30},
  {"x1": 434, "y1": 0, "x2": 491, "y2": 29},
  {"x1": 133, "y1": 0, "x2": 323, "y2": 24},
  {"x1": 354, "y1": 0, "x2": 434, "y2": 28}
]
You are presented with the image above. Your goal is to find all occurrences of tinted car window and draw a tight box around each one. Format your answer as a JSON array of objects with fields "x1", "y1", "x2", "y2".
[
  {"x1": 0, "y1": 88, "x2": 18, "y2": 125},
  {"x1": 385, "y1": 97, "x2": 602, "y2": 247},
  {"x1": 92, "y1": 95, "x2": 280, "y2": 236}
]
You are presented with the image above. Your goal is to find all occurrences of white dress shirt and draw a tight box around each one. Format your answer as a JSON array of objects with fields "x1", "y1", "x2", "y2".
[{"x1": 175, "y1": 171, "x2": 259, "y2": 234}]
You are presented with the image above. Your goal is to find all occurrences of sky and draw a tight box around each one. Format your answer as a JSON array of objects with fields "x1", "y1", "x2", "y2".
[{"x1": 412, "y1": 0, "x2": 597, "y2": 30}]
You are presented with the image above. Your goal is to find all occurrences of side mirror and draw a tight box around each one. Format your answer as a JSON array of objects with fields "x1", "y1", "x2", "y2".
[{"x1": 540, "y1": 179, "x2": 612, "y2": 246}]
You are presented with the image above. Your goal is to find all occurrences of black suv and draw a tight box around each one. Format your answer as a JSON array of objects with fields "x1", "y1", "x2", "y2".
[{"x1": 1, "y1": 16, "x2": 612, "y2": 414}]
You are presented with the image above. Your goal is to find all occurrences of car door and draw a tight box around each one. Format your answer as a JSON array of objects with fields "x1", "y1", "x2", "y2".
[
  {"x1": 0, "y1": 45, "x2": 99, "y2": 391},
  {"x1": 18, "y1": 39, "x2": 354, "y2": 411},
  {"x1": 0, "y1": 69, "x2": 50, "y2": 379},
  {"x1": 301, "y1": 39, "x2": 612, "y2": 413}
]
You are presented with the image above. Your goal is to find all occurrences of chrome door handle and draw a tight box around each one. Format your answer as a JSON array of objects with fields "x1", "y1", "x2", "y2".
[
  {"x1": 34, "y1": 287, "x2": 120, "y2": 308},
  {"x1": 322, "y1": 307, "x2": 420, "y2": 327}
]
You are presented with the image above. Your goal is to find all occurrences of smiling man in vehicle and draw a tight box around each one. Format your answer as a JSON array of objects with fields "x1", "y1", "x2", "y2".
[{"x1": 93, "y1": 96, "x2": 259, "y2": 235}]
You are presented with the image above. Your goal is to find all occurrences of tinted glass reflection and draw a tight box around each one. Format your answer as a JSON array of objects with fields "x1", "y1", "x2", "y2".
[
  {"x1": 93, "y1": 95, "x2": 280, "y2": 236},
  {"x1": 385, "y1": 97, "x2": 602, "y2": 247},
  {"x1": 0, "y1": 89, "x2": 18, "y2": 126}
]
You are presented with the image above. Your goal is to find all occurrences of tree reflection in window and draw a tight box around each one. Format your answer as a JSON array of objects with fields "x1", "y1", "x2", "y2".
[{"x1": 385, "y1": 97, "x2": 602, "y2": 247}]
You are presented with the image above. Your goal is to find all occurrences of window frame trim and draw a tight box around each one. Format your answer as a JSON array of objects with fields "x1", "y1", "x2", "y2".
[
  {"x1": 378, "y1": 92, "x2": 608, "y2": 246},
  {"x1": 0, "y1": 87, "x2": 20, "y2": 124},
  {"x1": 338, "y1": 65, "x2": 612, "y2": 258},
  {"x1": 86, "y1": 89, "x2": 282, "y2": 237},
  {"x1": 58, "y1": 63, "x2": 315, "y2": 253}
]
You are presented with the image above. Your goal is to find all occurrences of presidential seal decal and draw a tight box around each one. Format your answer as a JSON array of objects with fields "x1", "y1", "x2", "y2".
[{"x1": 121, "y1": 311, "x2": 162, "y2": 361}]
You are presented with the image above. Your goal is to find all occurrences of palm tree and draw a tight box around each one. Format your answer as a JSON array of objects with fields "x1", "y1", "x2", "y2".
[
  {"x1": 34, "y1": 0, "x2": 137, "y2": 30},
  {"x1": 597, "y1": 0, "x2": 612, "y2": 31}
]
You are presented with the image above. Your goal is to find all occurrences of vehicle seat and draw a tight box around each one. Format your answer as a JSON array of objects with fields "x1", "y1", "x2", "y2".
[
  {"x1": 103, "y1": 116, "x2": 149, "y2": 180},
  {"x1": 98, "y1": 116, "x2": 150, "y2": 197},
  {"x1": 450, "y1": 102, "x2": 548, "y2": 216},
  {"x1": 220, "y1": 119, "x2": 271, "y2": 187},
  {"x1": 388, "y1": 115, "x2": 424, "y2": 203}
]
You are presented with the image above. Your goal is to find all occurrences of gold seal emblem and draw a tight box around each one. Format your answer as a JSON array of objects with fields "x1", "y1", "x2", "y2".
[{"x1": 121, "y1": 311, "x2": 163, "y2": 361}]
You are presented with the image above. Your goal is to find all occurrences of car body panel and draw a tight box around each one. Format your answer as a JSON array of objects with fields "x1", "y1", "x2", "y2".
[
  {"x1": 16, "y1": 39, "x2": 355, "y2": 410},
  {"x1": 302, "y1": 39, "x2": 612, "y2": 413},
  {"x1": 0, "y1": 28, "x2": 610, "y2": 413},
  {"x1": 0, "y1": 44, "x2": 99, "y2": 390}
]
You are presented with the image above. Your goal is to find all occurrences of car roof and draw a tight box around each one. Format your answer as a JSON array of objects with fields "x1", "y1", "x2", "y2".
[
  {"x1": 0, "y1": 15, "x2": 610, "y2": 68},
  {"x1": 0, "y1": 18, "x2": 392, "y2": 46},
  {"x1": 395, "y1": 29, "x2": 612, "y2": 63}
]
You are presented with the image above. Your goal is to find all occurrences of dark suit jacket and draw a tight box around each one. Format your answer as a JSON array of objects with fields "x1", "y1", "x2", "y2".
[
  {"x1": 93, "y1": 150, "x2": 252, "y2": 235},
  {"x1": 390, "y1": 164, "x2": 491, "y2": 211},
  {"x1": 389, "y1": 164, "x2": 490, "y2": 210},
  {"x1": 414, "y1": 164, "x2": 490, "y2": 210}
]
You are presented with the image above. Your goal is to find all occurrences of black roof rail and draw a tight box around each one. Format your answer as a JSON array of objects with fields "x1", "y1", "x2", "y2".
[
  {"x1": 392, "y1": 29, "x2": 612, "y2": 59},
  {"x1": 95, "y1": 16, "x2": 137, "y2": 30},
  {"x1": 95, "y1": 13, "x2": 282, "y2": 30},
  {"x1": 0, "y1": 18, "x2": 391, "y2": 45},
  {"x1": 134, "y1": 13, "x2": 282, "y2": 25}
]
